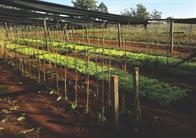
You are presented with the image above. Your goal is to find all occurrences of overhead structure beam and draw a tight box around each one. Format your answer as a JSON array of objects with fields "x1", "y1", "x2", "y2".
[
  {"x1": 148, "y1": 18, "x2": 196, "y2": 24},
  {"x1": 0, "y1": 0, "x2": 145, "y2": 24},
  {"x1": 0, "y1": 0, "x2": 195, "y2": 25}
]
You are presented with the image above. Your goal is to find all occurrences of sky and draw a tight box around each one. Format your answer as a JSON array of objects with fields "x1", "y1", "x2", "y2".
[{"x1": 42, "y1": 0, "x2": 196, "y2": 18}]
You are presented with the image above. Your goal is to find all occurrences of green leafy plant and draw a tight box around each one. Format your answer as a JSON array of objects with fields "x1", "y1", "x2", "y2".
[
  {"x1": 70, "y1": 102, "x2": 77, "y2": 110},
  {"x1": 6, "y1": 43, "x2": 188, "y2": 105},
  {"x1": 56, "y1": 96, "x2": 62, "y2": 102},
  {"x1": 97, "y1": 113, "x2": 107, "y2": 123},
  {"x1": 14, "y1": 38, "x2": 196, "y2": 71}
]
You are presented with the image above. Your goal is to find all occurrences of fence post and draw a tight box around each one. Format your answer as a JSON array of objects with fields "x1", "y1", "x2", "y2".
[
  {"x1": 112, "y1": 75, "x2": 119, "y2": 129},
  {"x1": 117, "y1": 23, "x2": 121, "y2": 47},
  {"x1": 132, "y1": 67, "x2": 141, "y2": 125},
  {"x1": 169, "y1": 20, "x2": 174, "y2": 54}
]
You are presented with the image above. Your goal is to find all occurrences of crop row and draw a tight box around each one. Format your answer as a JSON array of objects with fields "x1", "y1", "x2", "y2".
[
  {"x1": 14, "y1": 38, "x2": 196, "y2": 71},
  {"x1": 6, "y1": 43, "x2": 188, "y2": 105}
]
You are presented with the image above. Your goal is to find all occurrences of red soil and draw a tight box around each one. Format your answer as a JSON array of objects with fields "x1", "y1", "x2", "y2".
[{"x1": 0, "y1": 58, "x2": 196, "y2": 138}]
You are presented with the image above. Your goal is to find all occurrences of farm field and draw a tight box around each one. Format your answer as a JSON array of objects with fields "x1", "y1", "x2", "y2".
[
  {"x1": 0, "y1": 1, "x2": 196, "y2": 138},
  {"x1": 0, "y1": 25, "x2": 196, "y2": 137}
]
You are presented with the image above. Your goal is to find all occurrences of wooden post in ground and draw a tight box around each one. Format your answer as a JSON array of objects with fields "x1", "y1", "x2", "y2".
[
  {"x1": 4, "y1": 22, "x2": 9, "y2": 58},
  {"x1": 43, "y1": 18, "x2": 48, "y2": 47},
  {"x1": 71, "y1": 25, "x2": 74, "y2": 42},
  {"x1": 85, "y1": 26, "x2": 88, "y2": 44},
  {"x1": 117, "y1": 23, "x2": 121, "y2": 47},
  {"x1": 112, "y1": 75, "x2": 119, "y2": 129},
  {"x1": 169, "y1": 20, "x2": 174, "y2": 54},
  {"x1": 64, "y1": 24, "x2": 68, "y2": 101},
  {"x1": 64, "y1": 24, "x2": 68, "y2": 42},
  {"x1": 144, "y1": 22, "x2": 148, "y2": 30},
  {"x1": 86, "y1": 46, "x2": 90, "y2": 113},
  {"x1": 43, "y1": 18, "x2": 48, "y2": 82},
  {"x1": 132, "y1": 67, "x2": 141, "y2": 125}
]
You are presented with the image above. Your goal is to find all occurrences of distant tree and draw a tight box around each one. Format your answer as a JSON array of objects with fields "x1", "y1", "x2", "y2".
[
  {"x1": 121, "y1": 3, "x2": 150, "y2": 20},
  {"x1": 135, "y1": 4, "x2": 150, "y2": 20},
  {"x1": 121, "y1": 8, "x2": 136, "y2": 17},
  {"x1": 166, "y1": 16, "x2": 173, "y2": 20},
  {"x1": 151, "y1": 9, "x2": 162, "y2": 19},
  {"x1": 72, "y1": 0, "x2": 97, "y2": 10},
  {"x1": 97, "y1": 2, "x2": 108, "y2": 13}
]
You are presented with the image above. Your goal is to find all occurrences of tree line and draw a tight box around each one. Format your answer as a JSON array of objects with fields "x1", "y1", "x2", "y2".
[
  {"x1": 71, "y1": 0, "x2": 162, "y2": 19},
  {"x1": 72, "y1": 0, "x2": 108, "y2": 13}
]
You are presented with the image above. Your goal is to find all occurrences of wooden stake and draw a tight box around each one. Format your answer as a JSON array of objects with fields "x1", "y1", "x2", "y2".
[
  {"x1": 132, "y1": 67, "x2": 141, "y2": 125},
  {"x1": 85, "y1": 26, "x2": 88, "y2": 44},
  {"x1": 4, "y1": 22, "x2": 9, "y2": 58},
  {"x1": 86, "y1": 45, "x2": 90, "y2": 113},
  {"x1": 117, "y1": 23, "x2": 121, "y2": 47},
  {"x1": 112, "y1": 75, "x2": 119, "y2": 129},
  {"x1": 64, "y1": 24, "x2": 68, "y2": 101},
  {"x1": 169, "y1": 20, "x2": 174, "y2": 54},
  {"x1": 43, "y1": 18, "x2": 48, "y2": 82}
]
